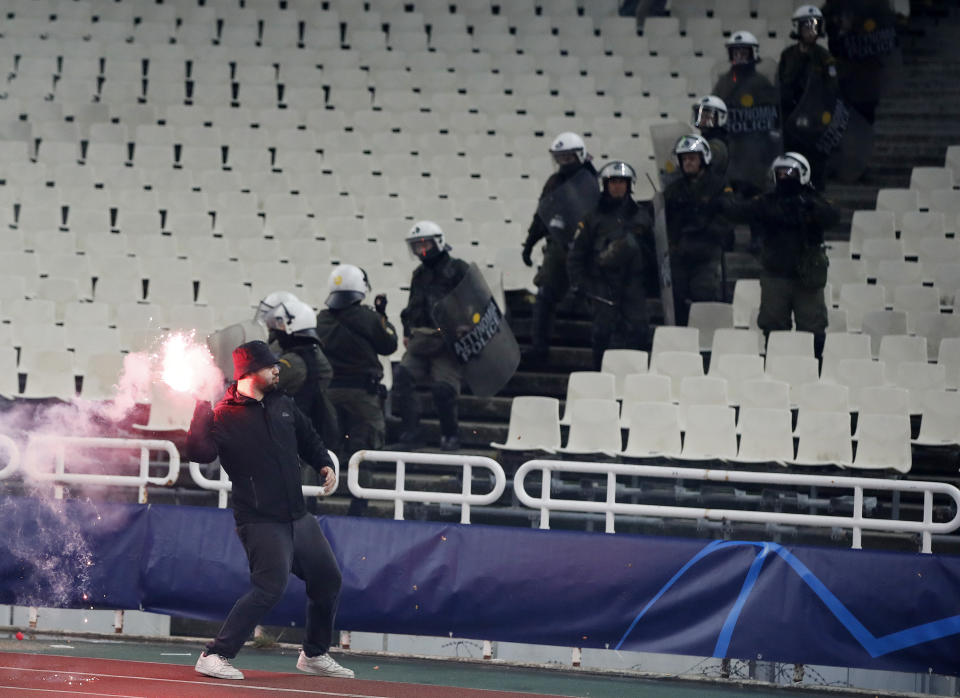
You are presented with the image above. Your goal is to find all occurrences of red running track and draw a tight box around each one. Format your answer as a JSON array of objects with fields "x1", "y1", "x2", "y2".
[{"x1": 0, "y1": 652, "x2": 573, "y2": 697}]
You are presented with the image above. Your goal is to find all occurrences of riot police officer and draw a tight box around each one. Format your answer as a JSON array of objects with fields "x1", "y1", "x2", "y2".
[
  {"x1": 726, "y1": 153, "x2": 839, "y2": 358},
  {"x1": 712, "y1": 31, "x2": 782, "y2": 197},
  {"x1": 393, "y1": 221, "x2": 469, "y2": 451},
  {"x1": 520, "y1": 132, "x2": 599, "y2": 363},
  {"x1": 316, "y1": 264, "x2": 398, "y2": 462},
  {"x1": 664, "y1": 135, "x2": 734, "y2": 326},
  {"x1": 778, "y1": 5, "x2": 839, "y2": 191},
  {"x1": 568, "y1": 161, "x2": 659, "y2": 370},
  {"x1": 691, "y1": 95, "x2": 730, "y2": 181}
]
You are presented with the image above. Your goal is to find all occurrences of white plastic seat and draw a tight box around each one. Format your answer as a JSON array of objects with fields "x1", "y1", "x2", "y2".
[
  {"x1": 860, "y1": 310, "x2": 908, "y2": 358},
  {"x1": 917, "y1": 238, "x2": 960, "y2": 283},
  {"x1": 795, "y1": 382, "x2": 850, "y2": 418},
  {"x1": 937, "y1": 337, "x2": 960, "y2": 389},
  {"x1": 651, "y1": 325, "x2": 700, "y2": 359},
  {"x1": 677, "y1": 376, "x2": 728, "y2": 430},
  {"x1": 19, "y1": 350, "x2": 78, "y2": 400},
  {"x1": 490, "y1": 396, "x2": 561, "y2": 452},
  {"x1": 791, "y1": 410, "x2": 853, "y2": 467},
  {"x1": 878, "y1": 335, "x2": 928, "y2": 382},
  {"x1": 677, "y1": 404, "x2": 737, "y2": 461},
  {"x1": 875, "y1": 261, "x2": 924, "y2": 303},
  {"x1": 852, "y1": 387, "x2": 910, "y2": 441},
  {"x1": 892, "y1": 361, "x2": 947, "y2": 415},
  {"x1": 909, "y1": 166, "x2": 954, "y2": 208},
  {"x1": 708, "y1": 354, "x2": 764, "y2": 405},
  {"x1": 738, "y1": 378, "x2": 790, "y2": 412},
  {"x1": 875, "y1": 188, "x2": 919, "y2": 230},
  {"x1": 709, "y1": 328, "x2": 762, "y2": 357},
  {"x1": 686, "y1": 302, "x2": 733, "y2": 351},
  {"x1": 820, "y1": 332, "x2": 873, "y2": 383},
  {"x1": 850, "y1": 413, "x2": 912, "y2": 473},
  {"x1": 900, "y1": 211, "x2": 947, "y2": 256},
  {"x1": 734, "y1": 407, "x2": 794, "y2": 464},
  {"x1": 838, "y1": 283, "x2": 886, "y2": 332},
  {"x1": 914, "y1": 390, "x2": 960, "y2": 445},
  {"x1": 618, "y1": 401, "x2": 682, "y2": 458},
  {"x1": 559, "y1": 371, "x2": 617, "y2": 424},
  {"x1": 834, "y1": 358, "x2": 888, "y2": 412},
  {"x1": 861, "y1": 237, "x2": 905, "y2": 279},
  {"x1": 934, "y1": 263, "x2": 960, "y2": 307},
  {"x1": 764, "y1": 355, "x2": 819, "y2": 406},
  {"x1": 649, "y1": 350, "x2": 704, "y2": 401},
  {"x1": 620, "y1": 373, "x2": 673, "y2": 405},
  {"x1": 849, "y1": 210, "x2": 896, "y2": 255},
  {"x1": 600, "y1": 349, "x2": 649, "y2": 400},
  {"x1": 557, "y1": 398, "x2": 622, "y2": 456},
  {"x1": 765, "y1": 330, "x2": 813, "y2": 359}
]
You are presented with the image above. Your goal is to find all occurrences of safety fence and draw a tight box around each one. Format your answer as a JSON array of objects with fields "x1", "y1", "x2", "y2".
[{"x1": 2, "y1": 437, "x2": 959, "y2": 553}]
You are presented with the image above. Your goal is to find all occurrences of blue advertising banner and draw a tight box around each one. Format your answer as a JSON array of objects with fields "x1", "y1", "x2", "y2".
[{"x1": 2, "y1": 495, "x2": 960, "y2": 676}]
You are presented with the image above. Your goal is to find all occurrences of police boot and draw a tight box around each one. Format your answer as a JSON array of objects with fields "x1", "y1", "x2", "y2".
[
  {"x1": 391, "y1": 366, "x2": 421, "y2": 447},
  {"x1": 813, "y1": 332, "x2": 826, "y2": 362},
  {"x1": 432, "y1": 383, "x2": 460, "y2": 451}
]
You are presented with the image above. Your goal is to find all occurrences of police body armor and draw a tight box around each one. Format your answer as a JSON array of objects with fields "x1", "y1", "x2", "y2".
[
  {"x1": 535, "y1": 166, "x2": 601, "y2": 247},
  {"x1": 714, "y1": 69, "x2": 783, "y2": 192},
  {"x1": 432, "y1": 263, "x2": 520, "y2": 398}
]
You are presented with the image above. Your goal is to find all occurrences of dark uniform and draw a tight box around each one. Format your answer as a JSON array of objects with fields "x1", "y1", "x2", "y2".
[
  {"x1": 522, "y1": 160, "x2": 599, "y2": 360},
  {"x1": 316, "y1": 302, "x2": 398, "y2": 459},
  {"x1": 700, "y1": 127, "x2": 729, "y2": 183},
  {"x1": 394, "y1": 250, "x2": 470, "y2": 446},
  {"x1": 664, "y1": 169, "x2": 733, "y2": 325},
  {"x1": 778, "y1": 42, "x2": 839, "y2": 191},
  {"x1": 568, "y1": 194, "x2": 659, "y2": 370},
  {"x1": 727, "y1": 186, "x2": 839, "y2": 355}
]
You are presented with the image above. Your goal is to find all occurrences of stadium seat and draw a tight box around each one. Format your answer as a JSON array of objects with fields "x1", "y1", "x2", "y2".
[
  {"x1": 899, "y1": 211, "x2": 947, "y2": 256},
  {"x1": 559, "y1": 371, "x2": 617, "y2": 425},
  {"x1": 838, "y1": 283, "x2": 886, "y2": 332},
  {"x1": 860, "y1": 310, "x2": 909, "y2": 358},
  {"x1": 853, "y1": 387, "x2": 910, "y2": 439},
  {"x1": 892, "y1": 361, "x2": 947, "y2": 415},
  {"x1": 765, "y1": 355, "x2": 819, "y2": 407},
  {"x1": 618, "y1": 401, "x2": 682, "y2": 459},
  {"x1": 708, "y1": 354, "x2": 765, "y2": 405},
  {"x1": 490, "y1": 396, "x2": 562, "y2": 452},
  {"x1": 620, "y1": 373, "x2": 673, "y2": 406},
  {"x1": 686, "y1": 302, "x2": 734, "y2": 352},
  {"x1": 877, "y1": 335, "x2": 928, "y2": 382},
  {"x1": 914, "y1": 390, "x2": 960, "y2": 445},
  {"x1": 765, "y1": 330, "x2": 814, "y2": 359},
  {"x1": 734, "y1": 407, "x2": 794, "y2": 464},
  {"x1": 651, "y1": 325, "x2": 700, "y2": 359},
  {"x1": 677, "y1": 375, "x2": 728, "y2": 429},
  {"x1": 820, "y1": 332, "x2": 873, "y2": 383},
  {"x1": 132, "y1": 382, "x2": 196, "y2": 432},
  {"x1": 833, "y1": 358, "x2": 888, "y2": 412},
  {"x1": 709, "y1": 328, "x2": 763, "y2": 357},
  {"x1": 795, "y1": 382, "x2": 851, "y2": 420},
  {"x1": 677, "y1": 404, "x2": 737, "y2": 461},
  {"x1": 557, "y1": 398, "x2": 622, "y2": 456},
  {"x1": 850, "y1": 413, "x2": 912, "y2": 473},
  {"x1": 649, "y1": 351, "x2": 704, "y2": 401},
  {"x1": 599, "y1": 349, "x2": 649, "y2": 400},
  {"x1": 874, "y1": 188, "x2": 918, "y2": 230},
  {"x1": 860, "y1": 237, "x2": 906, "y2": 279}
]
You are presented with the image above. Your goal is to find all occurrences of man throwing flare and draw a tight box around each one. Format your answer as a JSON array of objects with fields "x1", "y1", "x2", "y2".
[{"x1": 187, "y1": 340, "x2": 354, "y2": 681}]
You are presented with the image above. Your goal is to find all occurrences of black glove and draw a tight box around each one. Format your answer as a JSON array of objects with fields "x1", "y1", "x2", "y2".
[
  {"x1": 521, "y1": 244, "x2": 533, "y2": 267},
  {"x1": 374, "y1": 294, "x2": 387, "y2": 315}
]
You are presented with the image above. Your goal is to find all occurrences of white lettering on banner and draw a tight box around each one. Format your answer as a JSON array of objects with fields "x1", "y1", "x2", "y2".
[
  {"x1": 841, "y1": 27, "x2": 897, "y2": 59},
  {"x1": 452, "y1": 299, "x2": 502, "y2": 363},
  {"x1": 726, "y1": 105, "x2": 779, "y2": 133},
  {"x1": 815, "y1": 99, "x2": 851, "y2": 154}
]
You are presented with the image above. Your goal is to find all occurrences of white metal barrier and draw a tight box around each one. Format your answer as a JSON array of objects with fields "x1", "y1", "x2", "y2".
[
  {"x1": 347, "y1": 450, "x2": 506, "y2": 523},
  {"x1": 14, "y1": 436, "x2": 181, "y2": 504},
  {"x1": 514, "y1": 460, "x2": 960, "y2": 553},
  {"x1": 188, "y1": 451, "x2": 340, "y2": 509}
]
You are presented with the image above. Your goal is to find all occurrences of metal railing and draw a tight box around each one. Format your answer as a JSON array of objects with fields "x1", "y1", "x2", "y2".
[
  {"x1": 188, "y1": 451, "x2": 340, "y2": 509},
  {"x1": 16, "y1": 435, "x2": 181, "y2": 504},
  {"x1": 513, "y1": 459, "x2": 960, "y2": 553},
  {"x1": 347, "y1": 450, "x2": 506, "y2": 523}
]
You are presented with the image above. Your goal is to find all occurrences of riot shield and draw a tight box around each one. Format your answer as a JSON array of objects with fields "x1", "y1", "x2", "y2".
[
  {"x1": 206, "y1": 320, "x2": 268, "y2": 383},
  {"x1": 649, "y1": 184, "x2": 675, "y2": 326},
  {"x1": 432, "y1": 263, "x2": 520, "y2": 398},
  {"x1": 535, "y1": 166, "x2": 600, "y2": 244},
  {"x1": 716, "y1": 72, "x2": 783, "y2": 192},
  {"x1": 825, "y1": 98, "x2": 873, "y2": 184},
  {"x1": 650, "y1": 120, "x2": 693, "y2": 191}
]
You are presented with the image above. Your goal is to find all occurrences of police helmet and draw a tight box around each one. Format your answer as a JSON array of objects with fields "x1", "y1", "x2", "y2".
[
  {"x1": 549, "y1": 131, "x2": 586, "y2": 165},
  {"x1": 254, "y1": 290, "x2": 299, "y2": 327},
  {"x1": 692, "y1": 95, "x2": 728, "y2": 130},
  {"x1": 791, "y1": 5, "x2": 824, "y2": 38},
  {"x1": 674, "y1": 134, "x2": 712, "y2": 168},
  {"x1": 725, "y1": 30, "x2": 760, "y2": 63},
  {"x1": 771, "y1": 152, "x2": 812, "y2": 186},
  {"x1": 406, "y1": 220, "x2": 447, "y2": 261},
  {"x1": 325, "y1": 264, "x2": 370, "y2": 310},
  {"x1": 598, "y1": 160, "x2": 637, "y2": 193},
  {"x1": 266, "y1": 297, "x2": 318, "y2": 336}
]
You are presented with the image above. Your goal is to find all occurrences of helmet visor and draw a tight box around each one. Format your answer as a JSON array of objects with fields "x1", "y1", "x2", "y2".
[{"x1": 692, "y1": 104, "x2": 718, "y2": 129}]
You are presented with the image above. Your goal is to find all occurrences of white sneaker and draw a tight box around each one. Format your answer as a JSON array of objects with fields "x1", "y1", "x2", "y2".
[
  {"x1": 296, "y1": 650, "x2": 355, "y2": 678},
  {"x1": 195, "y1": 652, "x2": 244, "y2": 680}
]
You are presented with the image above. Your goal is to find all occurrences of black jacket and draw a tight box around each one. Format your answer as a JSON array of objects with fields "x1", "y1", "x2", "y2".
[
  {"x1": 186, "y1": 385, "x2": 333, "y2": 525},
  {"x1": 400, "y1": 251, "x2": 469, "y2": 337},
  {"x1": 316, "y1": 303, "x2": 398, "y2": 383}
]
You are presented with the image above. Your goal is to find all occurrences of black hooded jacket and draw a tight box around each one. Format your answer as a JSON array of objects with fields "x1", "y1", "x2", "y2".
[{"x1": 187, "y1": 384, "x2": 333, "y2": 525}]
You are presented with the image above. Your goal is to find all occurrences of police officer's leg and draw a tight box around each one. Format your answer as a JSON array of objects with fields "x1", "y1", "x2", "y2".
[
  {"x1": 689, "y1": 258, "x2": 723, "y2": 304},
  {"x1": 757, "y1": 275, "x2": 796, "y2": 348},
  {"x1": 392, "y1": 352, "x2": 429, "y2": 442},
  {"x1": 671, "y1": 262, "x2": 692, "y2": 327},
  {"x1": 430, "y1": 352, "x2": 463, "y2": 450},
  {"x1": 207, "y1": 522, "x2": 293, "y2": 659},
  {"x1": 531, "y1": 283, "x2": 561, "y2": 358},
  {"x1": 792, "y1": 281, "x2": 829, "y2": 359},
  {"x1": 290, "y1": 514, "x2": 343, "y2": 657}
]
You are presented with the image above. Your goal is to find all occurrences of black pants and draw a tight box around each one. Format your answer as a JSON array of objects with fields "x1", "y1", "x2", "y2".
[{"x1": 207, "y1": 514, "x2": 342, "y2": 658}]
